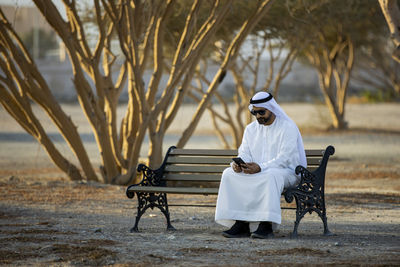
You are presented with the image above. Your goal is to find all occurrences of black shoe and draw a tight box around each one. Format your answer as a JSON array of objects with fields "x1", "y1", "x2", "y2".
[
  {"x1": 222, "y1": 221, "x2": 250, "y2": 238},
  {"x1": 251, "y1": 221, "x2": 274, "y2": 239}
]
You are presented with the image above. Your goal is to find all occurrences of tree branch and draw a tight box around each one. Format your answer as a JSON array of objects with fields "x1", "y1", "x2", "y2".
[{"x1": 379, "y1": 0, "x2": 400, "y2": 63}]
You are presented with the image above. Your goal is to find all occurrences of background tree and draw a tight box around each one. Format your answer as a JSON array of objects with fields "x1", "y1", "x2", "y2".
[
  {"x1": 282, "y1": 0, "x2": 387, "y2": 129},
  {"x1": 188, "y1": 32, "x2": 298, "y2": 149},
  {"x1": 0, "y1": 0, "x2": 275, "y2": 185},
  {"x1": 353, "y1": 35, "x2": 400, "y2": 100},
  {"x1": 379, "y1": 0, "x2": 400, "y2": 63},
  {"x1": 186, "y1": 0, "x2": 301, "y2": 149}
]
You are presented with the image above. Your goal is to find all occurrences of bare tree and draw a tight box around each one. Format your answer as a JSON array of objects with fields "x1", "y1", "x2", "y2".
[
  {"x1": 0, "y1": 0, "x2": 275, "y2": 185},
  {"x1": 282, "y1": 0, "x2": 385, "y2": 130},
  {"x1": 188, "y1": 33, "x2": 298, "y2": 149},
  {"x1": 228, "y1": 35, "x2": 298, "y2": 145},
  {"x1": 175, "y1": 0, "x2": 275, "y2": 147},
  {"x1": 379, "y1": 0, "x2": 400, "y2": 63},
  {"x1": 306, "y1": 33, "x2": 354, "y2": 129},
  {"x1": 353, "y1": 36, "x2": 400, "y2": 99}
]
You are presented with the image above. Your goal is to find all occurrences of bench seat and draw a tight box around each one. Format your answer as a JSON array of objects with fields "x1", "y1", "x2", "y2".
[{"x1": 127, "y1": 186, "x2": 219, "y2": 195}]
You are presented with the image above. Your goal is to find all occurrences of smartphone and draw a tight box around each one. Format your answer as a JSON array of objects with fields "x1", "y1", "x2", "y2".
[{"x1": 232, "y1": 157, "x2": 246, "y2": 167}]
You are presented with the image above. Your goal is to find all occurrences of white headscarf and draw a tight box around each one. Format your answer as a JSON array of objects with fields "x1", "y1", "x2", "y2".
[{"x1": 248, "y1": 91, "x2": 307, "y2": 167}]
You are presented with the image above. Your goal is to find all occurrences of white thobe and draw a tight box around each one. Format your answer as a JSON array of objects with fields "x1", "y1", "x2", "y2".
[{"x1": 215, "y1": 116, "x2": 303, "y2": 229}]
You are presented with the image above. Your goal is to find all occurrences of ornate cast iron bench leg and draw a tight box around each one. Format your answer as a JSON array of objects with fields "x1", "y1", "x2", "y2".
[
  {"x1": 285, "y1": 146, "x2": 335, "y2": 237},
  {"x1": 320, "y1": 195, "x2": 333, "y2": 236},
  {"x1": 285, "y1": 163, "x2": 333, "y2": 237},
  {"x1": 129, "y1": 191, "x2": 176, "y2": 232},
  {"x1": 127, "y1": 156, "x2": 177, "y2": 232},
  {"x1": 130, "y1": 191, "x2": 148, "y2": 233},
  {"x1": 157, "y1": 193, "x2": 176, "y2": 231},
  {"x1": 284, "y1": 189, "x2": 311, "y2": 238},
  {"x1": 288, "y1": 190, "x2": 332, "y2": 238}
]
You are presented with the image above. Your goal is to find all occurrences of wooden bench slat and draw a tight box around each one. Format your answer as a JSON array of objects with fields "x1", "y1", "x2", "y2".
[
  {"x1": 165, "y1": 165, "x2": 227, "y2": 173},
  {"x1": 165, "y1": 164, "x2": 317, "y2": 174},
  {"x1": 169, "y1": 149, "x2": 237, "y2": 156},
  {"x1": 306, "y1": 158, "x2": 322, "y2": 165},
  {"x1": 167, "y1": 156, "x2": 232, "y2": 165},
  {"x1": 164, "y1": 167, "x2": 317, "y2": 180},
  {"x1": 164, "y1": 173, "x2": 222, "y2": 182},
  {"x1": 305, "y1": 149, "x2": 326, "y2": 156},
  {"x1": 127, "y1": 186, "x2": 219, "y2": 195},
  {"x1": 167, "y1": 156, "x2": 321, "y2": 166},
  {"x1": 169, "y1": 148, "x2": 325, "y2": 157}
]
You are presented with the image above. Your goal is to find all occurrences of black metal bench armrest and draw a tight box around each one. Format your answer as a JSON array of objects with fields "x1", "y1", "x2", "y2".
[
  {"x1": 126, "y1": 146, "x2": 177, "y2": 199},
  {"x1": 126, "y1": 164, "x2": 164, "y2": 199},
  {"x1": 137, "y1": 163, "x2": 165, "y2": 186},
  {"x1": 284, "y1": 145, "x2": 335, "y2": 203}
]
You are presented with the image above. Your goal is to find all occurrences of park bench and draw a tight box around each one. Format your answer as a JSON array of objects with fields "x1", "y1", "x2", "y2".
[{"x1": 126, "y1": 145, "x2": 335, "y2": 237}]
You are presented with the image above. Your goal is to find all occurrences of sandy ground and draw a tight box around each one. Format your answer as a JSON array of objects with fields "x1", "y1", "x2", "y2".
[{"x1": 0, "y1": 103, "x2": 400, "y2": 266}]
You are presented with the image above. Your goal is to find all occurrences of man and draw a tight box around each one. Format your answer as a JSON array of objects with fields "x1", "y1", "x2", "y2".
[{"x1": 215, "y1": 91, "x2": 307, "y2": 239}]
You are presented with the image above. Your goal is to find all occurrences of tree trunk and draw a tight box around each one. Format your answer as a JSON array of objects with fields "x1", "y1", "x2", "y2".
[
  {"x1": 379, "y1": 0, "x2": 400, "y2": 63},
  {"x1": 308, "y1": 35, "x2": 354, "y2": 130},
  {"x1": 148, "y1": 130, "x2": 165, "y2": 169}
]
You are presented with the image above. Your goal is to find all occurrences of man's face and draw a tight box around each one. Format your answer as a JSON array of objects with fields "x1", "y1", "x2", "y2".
[{"x1": 251, "y1": 107, "x2": 273, "y2": 125}]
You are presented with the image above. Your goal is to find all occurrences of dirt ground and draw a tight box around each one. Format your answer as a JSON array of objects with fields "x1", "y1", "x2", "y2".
[{"x1": 0, "y1": 103, "x2": 400, "y2": 266}]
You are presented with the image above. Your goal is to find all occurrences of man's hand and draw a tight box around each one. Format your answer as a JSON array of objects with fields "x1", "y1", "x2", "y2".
[
  {"x1": 232, "y1": 162, "x2": 260, "y2": 174},
  {"x1": 242, "y1": 162, "x2": 261, "y2": 174},
  {"x1": 232, "y1": 162, "x2": 242, "y2": 173}
]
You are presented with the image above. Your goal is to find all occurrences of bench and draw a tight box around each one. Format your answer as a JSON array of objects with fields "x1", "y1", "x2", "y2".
[{"x1": 126, "y1": 145, "x2": 335, "y2": 237}]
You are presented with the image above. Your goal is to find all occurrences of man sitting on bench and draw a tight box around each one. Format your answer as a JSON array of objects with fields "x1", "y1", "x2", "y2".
[{"x1": 215, "y1": 91, "x2": 307, "y2": 239}]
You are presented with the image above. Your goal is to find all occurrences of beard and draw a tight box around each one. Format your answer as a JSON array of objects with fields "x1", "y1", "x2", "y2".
[{"x1": 257, "y1": 115, "x2": 271, "y2": 125}]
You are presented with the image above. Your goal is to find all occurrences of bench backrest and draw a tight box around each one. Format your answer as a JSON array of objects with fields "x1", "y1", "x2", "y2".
[{"x1": 162, "y1": 148, "x2": 326, "y2": 187}]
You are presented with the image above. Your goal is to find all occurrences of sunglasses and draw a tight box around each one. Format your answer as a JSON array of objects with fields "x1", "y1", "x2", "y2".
[{"x1": 250, "y1": 109, "x2": 267, "y2": 116}]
